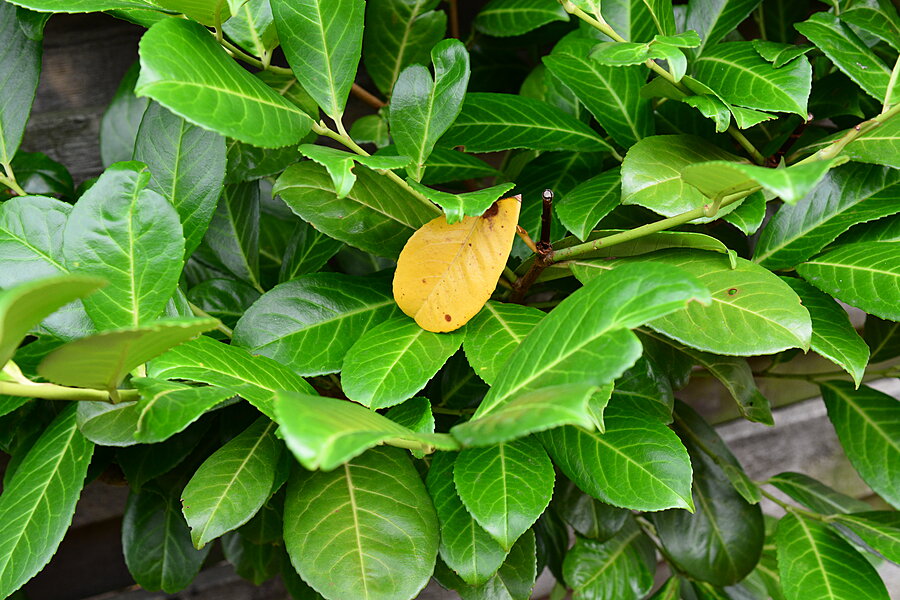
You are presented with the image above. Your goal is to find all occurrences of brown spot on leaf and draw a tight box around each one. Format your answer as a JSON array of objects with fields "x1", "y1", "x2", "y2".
[
  {"x1": 483, "y1": 202, "x2": 500, "y2": 219},
  {"x1": 444, "y1": 314, "x2": 452, "y2": 322}
]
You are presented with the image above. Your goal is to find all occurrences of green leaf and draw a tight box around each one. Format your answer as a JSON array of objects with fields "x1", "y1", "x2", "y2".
[
  {"x1": 279, "y1": 221, "x2": 343, "y2": 283},
  {"x1": 271, "y1": 0, "x2": 364, "y2": 122},
  {"x1": 562, "y1": 519, "x2": 655, "y2": 600},
  {"x1": 123, "y1": 479, "x2": 211, "y2": 594},
  {"x1": 363, "y1": 0, "x2": 447, "y2": 97},
  {"x1": 475, "y1": 262, "x2": 710, "y2": 418},
  {"x1": 540, "y1": 402, "x2": 694, "y2": 511},
  {"x1": 63, "y1": 162, "x2": 184, "y2": 330},
  {"x1": 797, "y1": 115, "x2": 900, "y2": 171},
  {"x1": 186, "y1": 279, "x2": 259, "y2": 329},
  {"x1": 474, "y1": 0, "x2": 568, "y2": 37},
  {"x1": 647, "y1": 577, "x2": 681, "y2": 600},
  {"x1": 682, "y1": 158, "x2": 843, "y2": 205},
  {"x1": 440, "y1": 93, "x2": 614, "y2": 153},
  {"x1": 150, "y1": 0, "x2": 228, "y2": 24},
  {"x1": 197, "y1": 182, "x2": 261, "y2": 290},
  {"x1": 0, "y1": 275, "x2": 104, "y2": 367},
  {"x1": 621, "y1": 135, "x2": 746, "y2": 217},
  {"x1": 427, "y1": 452, "x2": 508, "y2": 586},
  {"x1": 341, "y1": 316, "x2": 463, "y2": 409},
  {"x1": 221, "y1": 531, "x2": 281, "y2": 585},
  {"x1": 751, "y1": 40, "x2": 813, "y2": 68},
  {"x1": 38, "y1": 318, "x2": 217, "y2": 390},
  {"x1": 136, "y1": 18, "x2": 312, "y2": 148},
  {"x1": 406, "y1": 181, "x2": 514, "y2": 225},
  {"x1": 799, "y1": 241, "x2": 900, "y2": 321},
  {"x1": 776, "y1": 513, "x2": 889, "y2": 600},
  {"x1": 686, "y1": 0, "x2": 761, "y2": 55},
  {"x1": 350, "y1": 114, "x2": 391, "y2": 148},
  {"x1": 782, "y1": 278, "x2": 869, "y2": 386},
  {"x1": 223, "y1": 0, "x2": 278, "y2": 58},
  {"x1": 654, "y1": 407, "x2": 764, "y2": 586},
  {"x1": 722, "y1": 191, "x2": 766, "y2": 235},
  {"x1": 8, "y1": 151, "x2": 74, "y2": 199},
  {"x1": 435, "y1": 529, "x2": 537, "y2": 600},
  {"x1": 864, "y1": 315, "x2": 900, "y2": 363},
  {"x1": 182, "y1": 417, "x2": 281, "y2": 548},
  {"x1": 754, "y1": 164, "x2": 900, "y2": 270},
  {"x1": 454, "y1": 437, "x2": 554, "y2": 550},
  {"x1": 0, "y1": 2, "x2": 42, "y2": 165},
  {"x1": 463, "y1": 301, "x2": 543, "y2": 385},
  {"x1": 275, "y1": 162, "x2": 439, "y2": 259},
  {"x1": 767, "y1": 472, "x2": 871, "y2": 515},
  {"x1": 544, "y1": 37, "x2": 652, "y2": 148},
  {"x1": 590, "y1": 41, "x2": 654, "y2": 66},
  {"x1": 283, "y1": 446, "x2": 438, "y2": 600},
  {"x1": 554, "y1": 168, "x2": 621, "y2": 242},
  {"x1": 130, "y1": 377, "x2": 234, "y2": 443},
  {"x1": 0, "y1": 405, "x2": 93, "y2": 599},
  {"x1": 683, "y1": 95, "x2": 732, "y2": 133},
  {"x1": 832, "y1": 512, "x2": 900, "y2": 564},
  {"x1": 118, "y1": 420, "x2": 212, "y2": 491},
  {"x1": 692, "y1": 42, "x2": 811, "y2": 117},
  {"x1": 391, "y1": 39, "x2": 469, "y2": 181},
  {"x1": 840, "y1": 1, "x2": 900, "y2": 51},
  {"x1": 795, "y1": 12, "x2": 893, "y2": 102},
  {"x1": 133, "y1": 102, "x2": 226, "y2": 258},
  {"x1": 451, "y1": 384, "x2": 597, "y2": 447},
  {"x1": 297, "y1": 146, "x2": 410, "y2": 199},
  {"x1": 149, "y1": 335, "x2": 313, "y2": 419},
  {"x1": 233, "y1": 273, "x2": 398, "y2": 376},
  {"x1": 820, "y1": 381, "x2": 900, "y2": 509},
  {"x1": 610, "y1": 355, "x2": 675, "y2": 425},
  {"x1": 275, "y1": 391, "x2": 457, "y2": 470},
  {"x1": 101, "y1": 63, "x2": 150, "y2": 167},
  {"x1": 553, "y1": 479, "x2": 629, "y2": 541}
]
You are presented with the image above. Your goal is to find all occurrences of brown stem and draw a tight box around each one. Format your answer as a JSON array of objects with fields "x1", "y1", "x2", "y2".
[
  {"x1": 540, "y1": 189, "x2": 553, "y2": 246},
  {"x1": 351, "y1": 83, "x2": 387, "y2": 110},
  {"x1": 448, "y1": 0, "x2": 460, "y2": 38}
]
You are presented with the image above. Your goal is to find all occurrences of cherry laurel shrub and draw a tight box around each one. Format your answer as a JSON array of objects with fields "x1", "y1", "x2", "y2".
[{"x1": 0, "y1": 0, "x2": 899, "y2": 598}]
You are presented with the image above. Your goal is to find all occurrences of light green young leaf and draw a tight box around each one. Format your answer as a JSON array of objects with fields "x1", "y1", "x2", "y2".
[
  {"x1": 563, "y1": 519, "x2": 655, "y2": 600},
  {"x1": 223, "y1": 0, "x2": 278, "y2": 57},
  {"x1": 590, "y1": 41, "x2": 654, "y2": 66},
  {"x1": 283, "y1": 447, "x2": 439, "y2": 600},
  {"x1": 271, "y1": 0, "x2": 364, "y2": 122},
  {"x1": 776, "y1": 513, "x2": 889, "y2": 600},
  {"x1": 454, "y1": 437, "x2": 554, "y2": 550},
  {"x1": 130, "y1": 377, "x2": 233, "y2": 443},
  {"x1": 840, "y1": 0, "x2": 900, "y2": 51},
  {"x1": 795, "y1": 12, "x2": 893, "y2": 102},
  {"x1": 0, "y1": 405, "x2": 93, "y2": 600},
  {"x1": 554, "y1": 168, "x2": 621, "y2": 242},
  {"x1": 0, "y1": 1, "x2": 42, "y2": 165},
  {"x1": 342, "y1": 316, "x2": 463, "y2": 409},
  {"x1": 150, "y1": 0, "x2": 228, "y2": 24},
  {"x1": 686, "y1": 0, "x2": 761, "y2": 55},
  {"x1": 722, "y1": 191, "x2": 766, "y2": 235},
  {"x1": 275, "y1": 391, "x2": 457, "y2": 471},
  {"x1": 391, "y1": 38, "x2": 470, "y2": 181},
  {"x1": 136, "y1": 18, "x2": 312, "y2": 147},
  {"x1": 350, "y1": 114, "x2": 391, "y2": 147},
  {"x1": 832, "y1": 512, "x2": 900, "y2": 564},
  {"x1": 683, "y1": 95, "x2": 732, "y2": 133},
  {"x1": 820, "y1": 381, "x2": 900, "y2": 509},
  {"x1": 474, "y1": 0, "x2": 568, "y2": 37},
  {"x1": 751, "y1": 40, "x2": 813, "y2": 68},
  {"x1": 406, "y1": 180, "x2": 514, "y2": 224},
  {"x1": 38, "y1": 318, "x2": 217, "y2": 390},
  {"x1": 64, "y1": 162, "x2": 184, "y2": 330},
  {"x1": 298, "y1": 145, "x2": 411, "y2": 199},
  {"x1": 463, "y1": 301, "x2": 543, "y2": 385},
  {"x1": 182, "y1": 418, "x2": 281, "y2": 548}
]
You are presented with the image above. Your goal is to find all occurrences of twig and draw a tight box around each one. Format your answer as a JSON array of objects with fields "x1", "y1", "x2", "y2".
[
  {"x1": 511, "y1": 190, "x2": 556, "y2": 302},
  {"x1": 351, "y1": 83, "x2": 387, "y2": 109},
  {"x1": 539, "y1": 189, "x2": 553, "y2": 246},
  {"x1": 448, "y1": 0, "x2": 460, "y2": 39},
  {"x1": 0, "y1": 162, "x2": 26, "y2": 196},
  {"x1": 0, "y1": 380, "x2": 139, "y2": 403},
  {"x1": 516, "y1": 226, "x2": 538, "y2": 254},
  {"x1": 188, "y1": 301, "x2": 233, "y2": 338}
]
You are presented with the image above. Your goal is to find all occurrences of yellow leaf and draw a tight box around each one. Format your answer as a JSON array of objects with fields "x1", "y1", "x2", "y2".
[{"x1": 393, "y1": 196, "x2": 521, "y2": 333}]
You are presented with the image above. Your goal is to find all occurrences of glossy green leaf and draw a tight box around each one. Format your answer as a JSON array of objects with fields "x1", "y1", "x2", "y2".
[
  {"x1": 391, "y1": 39, "x2": 469, "y2": 181},
  {"x1": 38, "y1": 318, "x2": 217, "y2": 390},
  {"x1": 342, "y1": 316, "x2": 463, "y2": 409},
  {"x1": 63, "y1": 162, "x2": 184, "y2": 330},
  {"x1": 407, "y1": 181, "x2": 514, "y2": 224},
  {"x1": 553, "y1": 479, "x2": 629, "y2": 541},
  {"x1": 130, "y1": 377, "x2": 233, "y2": 443},
  {"x1": 233, "y1": 273, "x2": 398, "y2": 376},
  {"x1": 686, "y1": 0, "x2": 761, "y2": 55},
  {"x1": 363, "y1": 0, "x2": 447, "y2": 96},
  {"x1": 279, "y1": 221, "x2": 342, "y2": 283},
  {"x1": 722, "y1": 191, "x2": 766, "y2": 235},
  {"x1": 275, "y1": 162, "x2": 439, "y2": 258},
  {"x1": 864, "y1": 315, "x2": 900, "y2": 363},
  {"x1": 751, "y1": 40, "x2": 813, "y2": 68},
  {"x1": 454, "y1": 437, "x2": 554, "y2": 550},
  {"x1": 463, "y1": 301, "x2": 543, "y2": 385},
  {"x1": 474, "y1": 0, "x2": 568, "y2": 37},
  {"x1": 799, "y1": 241, "x2": 900, "y2": 321},
  {"x1": 798, "y1": 115, "x2": 900, "y2": 170},
  {"x1": 0, "y1": 1, "x2": 42, "y2": 165},
  {"x1": 621, "y1": 135, "x2": 745, "y2": 217},
  {"x1": 150, "y1": 0, "x2": 228, "y2": 24},
  {"x1": 692, "y1": 42, "x2": 811, "y2": 117},
  {"x1": 767, "y1": 472, "x2": 871, "y2": 515},
  {"x1": 451, "y1": 384, "x2": 598, "y2": 447},
  {"x1": 223, "y1": 0, "x2": 278, "y2": 57},
  {"x1": 648, "y1": 577, "x2": 681, "y2": 600},
  {"x1": 136, "y1": 18, "x2": 312, "y2": 148},
  {"x1": 840, "y1": 1, "x2": 900, "y2": 51},
  {"x1": 0, "y1": 405, "x2": 93, "y2": 600},
  {"x1": 100, "y1": 62, "x2": 150, "y2": 167},
  {"x1": 435, "y1": 529, "x2": 536, "y2": 600},
  {"x1": 754, "y1": 164, "x2": 900, "y2": 270},
  {"x1": 544, "y1": 37, "x2": 652, "y2": 148},
  {"x1": 562, "y1": 519, "x2": 655, "y2": 600},
  {"x1": 186, "y1": 279, "x2": 259, "y2": 329},
  {"x1": 820, "y1": 381, "x2": 900, "y2": 509},
  {"x1": 590, "y1": 41, "x2": 654, "y2": 66},
  {"x1": 782, "y1": 278, "x2": 869, "y2": 386},
  {"x1": 297, "y1": 145, "x2": 410, "y2": 199},
  {"x1": 0, "y1": 275, "x2": 104, "y2": 367},
  {"x1": 541, "y1": 402, "x2": 694, "y2": 511},
  {"x1": 275, "y1": 391, "x2": 456, "y2": 470},
  {"x1": 8, "y1": 151, "x2": 74, "y2": 199},
  {"x1": 476, "y1": 262, "x2": 710, "y2": 418},
  {"x1": 117, "y1": 421, "x2": 212, "y2": 491},
  {"x1": 149, "y1": 335, "x2": 313, "y2": 419},
  {"x1": 197, "y1": 182, "x2": 261, "y2": 291},
  {"x1": 683, "y1": 95, "x2": 732, "y2": 133},
  {"x1": 420, "y1": 147, "x2": 500, "y2": 185},
  {"x1": 283, "y1": 447, "x2": 439, "y2": 600},
  {"x1": 554, "y1": 168, "x2": 621, "y2": 242},
  {"x1": 123, "y1": 479, "x2": 211, "y2": 594},
  {"x1": 609, "y1": 355, "x2": 674, "y2": 425},
  {"x1": 440, "y1": 93, "x2": 614, "y2": 153},
  {"x1": 271, "y1": 0, "x2": 364, "y2": 121},
  {"x1": 182, "y1": 417, "x2": 281, "y2": 548},
  {"x1": 133, "y1": 102, "x2": 226, "y2": 258},
  {"x1": 795, "y1": 12, "x2": 893, "y2": 101},
  {"x1": 832, "y1": 512, "x2": 900, "y2": 564},
  {"x1": 351, "y1": 114, "x2": 391, "y2": 148},
  {"x1": 776, "y1": 513, "x2": 889, "y2": 600},
  {"x1": 221, "y1": 531, "x2": 280, "y2": 585}
]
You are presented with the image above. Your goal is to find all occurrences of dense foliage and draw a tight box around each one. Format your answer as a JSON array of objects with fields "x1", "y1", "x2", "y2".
[{"x1": 0, "y1": 0, "x2": 899, "y2": 598}]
